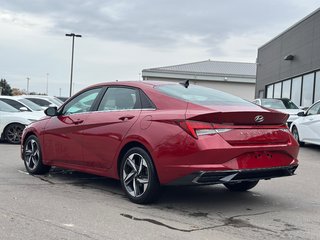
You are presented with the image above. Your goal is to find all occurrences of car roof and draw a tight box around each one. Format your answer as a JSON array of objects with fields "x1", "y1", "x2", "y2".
[
  {"x1": 255, "y1": 98, "x2": 291, "y2": 100},
  {"x1": 87, "y1": 80, "x2": 176, "y2": 89},
  {"x1": 0, "y1": 96, "x2": 23, "y2": 99}
]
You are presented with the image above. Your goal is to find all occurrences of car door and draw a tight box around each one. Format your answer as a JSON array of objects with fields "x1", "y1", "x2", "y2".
[
  {"x1": 298, "y1": 102, "x2": 320, "y2": 144},
  {"x1": 81, "y1": 87, "x2": 142, "y2": 169},
  {"x1": 42, "y1": 87, "x2": 103, "y2": 166}
]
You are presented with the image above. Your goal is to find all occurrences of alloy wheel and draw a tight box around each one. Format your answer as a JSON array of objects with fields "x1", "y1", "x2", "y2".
[
  {"x1": 122, "y1": 153, "x2": 150, "y2": 198},
  {"x1": 24, "y1": 139, "x2": 40, "y2": 171},
  {"x1": 292, "y1": 127, "x2": 299, "y2": 142},
  {"x1": 6, "y1": 124, "x2": 24, "y2": 144}
]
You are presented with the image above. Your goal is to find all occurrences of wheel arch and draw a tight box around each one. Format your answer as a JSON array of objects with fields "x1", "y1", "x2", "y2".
[
  {"x1": 291, "y1": 124, "x2": 300, "y2": 137},
  {"x1": 22, "y1": 130, "x2": 38, "y2": 146},
  {"x1": 291, "y1": 123, "x2": 305, "y2": 146},
  {"x1": 291, "y1": 123, "x2": 297, "y2": 131},
  {"x1": 116, "y1": 140, "x2": 158, "y2": 180}
]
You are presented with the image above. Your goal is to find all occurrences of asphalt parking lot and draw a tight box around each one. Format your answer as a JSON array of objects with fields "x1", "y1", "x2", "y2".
[{"x1": 0, "y1": 143, "x2": 319, "y2": 240}]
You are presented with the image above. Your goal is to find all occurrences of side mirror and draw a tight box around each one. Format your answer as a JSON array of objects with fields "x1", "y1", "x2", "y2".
[
  {"x1": 19, "y1": 107, "x2": 29, "y2": 112},
  {"x1": 297, "y1": 111, "x2": 305, "y2": 117},
  {"x1": 45, "y1": 106, "x2": 58, "y2": 116}
]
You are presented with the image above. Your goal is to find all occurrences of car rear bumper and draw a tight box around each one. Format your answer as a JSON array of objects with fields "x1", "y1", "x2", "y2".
[{"x1": 167, "y1": 164, "x2": 298, "y2": 186}]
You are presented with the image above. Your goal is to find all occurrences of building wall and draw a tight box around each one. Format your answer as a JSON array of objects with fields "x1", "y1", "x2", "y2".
[
  {"x1": 143, "y1": 77, "x2": 255, "y2": 100},
  {"x1": 256, "y1": 9, "x2": 320, "y2": 106}
]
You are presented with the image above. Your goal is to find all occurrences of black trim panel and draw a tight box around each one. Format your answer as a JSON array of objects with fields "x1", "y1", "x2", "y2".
[{"x1": 168, "y1": 165, "x2": 298, "y2": 186}]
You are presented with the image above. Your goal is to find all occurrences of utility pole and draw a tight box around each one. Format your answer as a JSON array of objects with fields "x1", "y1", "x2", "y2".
[
  {"x1": 65, "y1": 33, "x2": 82, "y2": 97},
  {"x1": 46, "y1": 73, "x2": 49, "y2": 95},
  {"x1": 26, "y1": 77, "x2": 30, "y2": 94}
]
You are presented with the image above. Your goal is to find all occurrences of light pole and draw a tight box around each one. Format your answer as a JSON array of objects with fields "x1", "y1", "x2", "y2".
[
  {"x1": 46, "y1": 73, "x2": 49, "y2": 95},
  {"x1": 26, "y1": 77, "x2": 30, "y2": 94},
  {"x1": 65, "y1": 33, "x2": 82, "y2": 97}
]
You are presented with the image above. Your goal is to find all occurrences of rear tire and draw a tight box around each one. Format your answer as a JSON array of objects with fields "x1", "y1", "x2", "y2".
[
  {"x1": 120, "y1": 147, "x2": 160, "y2": 204},
  {"x1": 4, "y1": 123, "x2": 25, "y2": 144},
  {"x1": 224, "y1": 180, "x2": 259, "y2": 191},
  {"x1": 23, "y1": 135, "x2": 51, "y2": 174},
  {"x1": 292, "y1": 126, "x2": 304, "y2": 146}
]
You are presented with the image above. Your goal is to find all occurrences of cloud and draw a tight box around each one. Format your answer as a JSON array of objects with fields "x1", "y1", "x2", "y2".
[
  {"x1": 1, "y1": 0, "x2": 319, "y2": 49},
  {"x1": 0, "y1": 1, "x2": 319, "y2": 96}
]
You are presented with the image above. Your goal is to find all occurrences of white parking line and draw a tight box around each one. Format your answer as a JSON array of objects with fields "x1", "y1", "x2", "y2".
[{"x1": 18, "y1": 170, "x2": 29, "y2": 175}]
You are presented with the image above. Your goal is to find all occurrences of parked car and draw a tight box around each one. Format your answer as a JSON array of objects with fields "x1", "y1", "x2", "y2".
[
  {"x1": 56, "y1": 96, "x2": 69, "y2": 102},
  {"x1": 0, "y1": 96, "x2": 45, "y2": 114},
  {"x1": 252, "y1": 98, "x2": 303, "y2": 127},
  {"x1": 21, "y1": 81, "x2": 299, "y2": 204},
  {"x1": 290, "y1": 100, "x2": 320, "y2": 146},
  {"x1": 22, "y1": 95, "x2": 63, "y2": 110},
  {"x1": 0, "y1": 101, "x2": 43, "y2": 144}
]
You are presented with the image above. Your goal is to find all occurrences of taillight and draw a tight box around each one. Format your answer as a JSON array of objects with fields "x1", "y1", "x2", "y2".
[{"x1": 177, "y1": 120, "x2": 230, "y2": 139}]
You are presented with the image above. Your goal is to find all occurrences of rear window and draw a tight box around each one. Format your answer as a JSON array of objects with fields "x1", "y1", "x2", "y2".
[
  {"x1": 155, "y1": 84, "x2": 252, "y2": 106},
  {"x1": 261, "y1": 99, "x2": 299, "y2": 109}
]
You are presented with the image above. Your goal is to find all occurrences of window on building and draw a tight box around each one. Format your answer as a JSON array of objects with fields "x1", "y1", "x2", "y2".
[
  {"x1": 301, "y1": 73, "x2": 314, "y2": 107},
  {"x1": 315, "y1": 71, "x2": 320, "y2": 102},
  {"x1": 291, "y1": 76, "x2": 302, "y2": 106},
  {"x1": 282, "y1": 80, "x2": 291, "y2": 99},
  {"x1": 273, "y1": 82, "x2": 281, "y2": 98},
  {"x1": 267, "y1": 85, "x2": 273, "y2": 98}
]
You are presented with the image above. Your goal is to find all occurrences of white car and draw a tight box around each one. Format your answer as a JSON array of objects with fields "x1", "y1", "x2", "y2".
[
  {"x1": 252, "y1": 98, "x2": 303, "y2": 127},
  {"x1": 22, "y1": 95, "x2": 63, "y2": 110},
  {"x1": 290, "y1": 100, "x2": 320, "y2": 146},
  {"x1": 0, "y1": 101, "x2": 43, "y2": 144}
]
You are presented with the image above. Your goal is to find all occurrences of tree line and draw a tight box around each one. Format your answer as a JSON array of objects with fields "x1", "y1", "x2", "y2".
[{"x1": 0, "y1": 78, "x2": 46, "y2": 96}]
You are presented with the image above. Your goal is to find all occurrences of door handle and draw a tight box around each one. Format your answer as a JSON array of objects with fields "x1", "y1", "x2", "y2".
[
  {"x1": 73, "y1": 119, "x2": 84, "y2": 124},
  {"x1": 119, "y1": 115, "x2": 135, "y2": 121}
]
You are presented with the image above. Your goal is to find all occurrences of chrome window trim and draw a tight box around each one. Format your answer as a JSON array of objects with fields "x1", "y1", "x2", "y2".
[
  {"x1": 93, "y1": 108, "x2": 156, "y2": 114},
  {"x1": 61, "y1": 111, "x2": 93, "y2": 117}
]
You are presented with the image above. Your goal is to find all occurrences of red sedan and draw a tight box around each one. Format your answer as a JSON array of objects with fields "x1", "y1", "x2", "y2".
[{"x1": 21, "y1": 81, "x2": 299, "y2": 204}]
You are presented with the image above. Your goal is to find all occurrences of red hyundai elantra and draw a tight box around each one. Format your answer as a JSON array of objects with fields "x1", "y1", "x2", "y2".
[{"x1": 21, "y1": 81, "x2": 299, "y2": 204}]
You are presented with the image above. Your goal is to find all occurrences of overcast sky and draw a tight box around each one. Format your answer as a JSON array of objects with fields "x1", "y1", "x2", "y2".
[{"x1": 0, "y1": 1, "x2": 319, "y2": 96}]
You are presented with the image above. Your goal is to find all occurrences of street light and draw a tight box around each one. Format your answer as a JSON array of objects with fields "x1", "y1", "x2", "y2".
[{"x1": 65, "y1": 33, "x2": 82, "y2": 97}]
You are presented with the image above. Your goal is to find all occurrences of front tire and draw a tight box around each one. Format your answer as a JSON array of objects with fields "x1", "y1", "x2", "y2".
[
  {"x1": 4, "y1": 123, "x2": 25, "y2": 144},
  {"x1": 292, "y1": 126, "x2": 304, "y2": 146},
  {"x1": 224, "y1": 180, "x2": 259, "y2": 191},
  {"x1": 23, "y1": 135, "x2": 51, "y2": 174},
  {"x1": 120, "y1": 147, "x2": 160, "y2": 204}
]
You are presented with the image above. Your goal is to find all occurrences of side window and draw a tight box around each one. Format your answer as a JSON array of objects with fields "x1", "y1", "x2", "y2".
[
  {"x1": 0, "y1": 99, "x2": 30, "y2": 111},
  {"x1": 98, "y1": 87, "x2": 141, "y2": 111},
  {"x1": 140, "y1": 90, "x2": 156, "y2": 109},
  {"x1": 62, "y1": 88, "x2": 101, "y2": 115},
  {"x1": 27, "y1": 98, "x2": 51, "y2": 107},
  {"x1": 307, "y1": 102, "x2": 320, "y2": 116}
]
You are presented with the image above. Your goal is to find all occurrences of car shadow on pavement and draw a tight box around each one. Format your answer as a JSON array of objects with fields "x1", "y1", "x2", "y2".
[
  {"x1": 301, "y1": 143, "x2": 320, "y2": 151},
  {"x1": 30, "y1": 167, "x2": 291, "y2": 211},
  {"x1": 158, "y1": 185, "x2": 278, "y2": 209}
]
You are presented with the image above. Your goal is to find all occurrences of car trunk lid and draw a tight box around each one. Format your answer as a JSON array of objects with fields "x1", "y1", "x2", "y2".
[{"x1": 183, "y1": 104, "x2": 290, "y2": 145}]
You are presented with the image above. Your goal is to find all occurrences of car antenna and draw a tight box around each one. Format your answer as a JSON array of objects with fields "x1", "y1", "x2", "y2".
[{"x1": 180, "y1": 79, "x2": 189, "y2": 88}]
